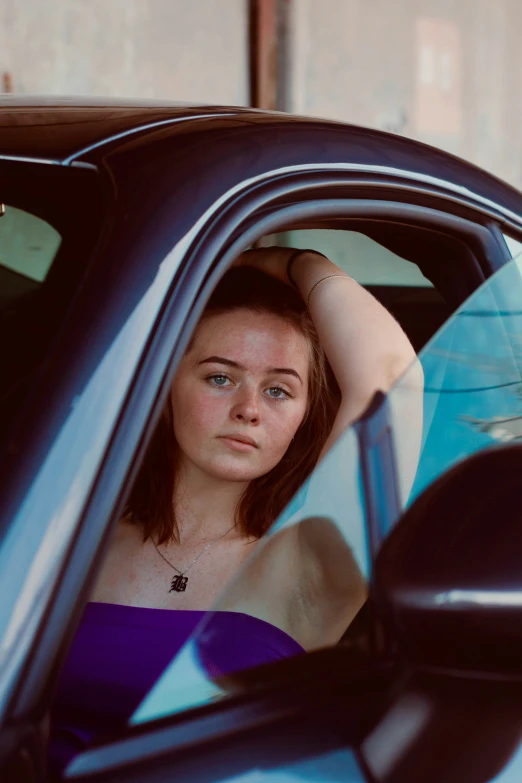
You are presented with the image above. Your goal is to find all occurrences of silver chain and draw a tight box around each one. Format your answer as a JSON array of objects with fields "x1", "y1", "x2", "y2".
[{"x1": 152, "y1": 524, "x2": 236, "y2": 577}]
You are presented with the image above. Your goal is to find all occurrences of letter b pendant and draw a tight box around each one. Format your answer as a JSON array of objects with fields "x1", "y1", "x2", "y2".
[{"x1": 169, "y1": 574, "x2": 188, "y2": 593}]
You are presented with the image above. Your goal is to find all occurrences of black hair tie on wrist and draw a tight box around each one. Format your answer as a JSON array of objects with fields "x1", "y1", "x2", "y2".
[{"x1": 286, "y1": 248, "x2": 329, "y2": 289}]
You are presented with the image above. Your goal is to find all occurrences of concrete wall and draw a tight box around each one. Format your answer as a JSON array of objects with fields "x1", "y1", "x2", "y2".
[
  {"x1": 0, "y1": 0, "x2": 249, "y2": 104},
  {"x1": 290, "y1": 0, "x2": 522, "y2": 189}
]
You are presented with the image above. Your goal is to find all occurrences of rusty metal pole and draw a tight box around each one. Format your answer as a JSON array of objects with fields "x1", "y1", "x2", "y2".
[
  {"x1": 248, "y1": 0, "x2": 289, "y2": 248},
  {"x1": 2, "y1": 72, "x2": 13, "y2": 93},
  {"x1": 249, "y1": 0, "x2": 278, "y2": 110}
]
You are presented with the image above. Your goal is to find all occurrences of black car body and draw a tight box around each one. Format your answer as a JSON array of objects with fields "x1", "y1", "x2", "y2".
[{"x1": 2, "y1": 98, "x2": 522, "y2": 782}]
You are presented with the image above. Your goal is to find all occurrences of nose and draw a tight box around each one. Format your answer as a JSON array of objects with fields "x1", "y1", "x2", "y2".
[{"x1": 230, "y1": 386, "x2": 260, "y2": 425}]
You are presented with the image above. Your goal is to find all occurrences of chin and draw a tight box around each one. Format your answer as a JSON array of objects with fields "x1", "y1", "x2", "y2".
[
  {"x1": 204, "y1": 456, "x2": 275, "y2": 483},
  {"x1": 209, "y1": 466, "x2": 264, "y2": 483}
]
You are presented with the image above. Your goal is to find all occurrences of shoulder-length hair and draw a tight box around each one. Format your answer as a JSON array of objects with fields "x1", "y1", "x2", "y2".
[{"x1": 126, "y1": 266, "x2": 340, "y2": 544}]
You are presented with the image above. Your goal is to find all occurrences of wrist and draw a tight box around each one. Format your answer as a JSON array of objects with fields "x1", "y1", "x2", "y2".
[
  {"x1": 286, "y1": 249, "x2": 331, "y2": 290},
  {"x1": 306, "y1": 274, "x2": 355, "y2": 310}
]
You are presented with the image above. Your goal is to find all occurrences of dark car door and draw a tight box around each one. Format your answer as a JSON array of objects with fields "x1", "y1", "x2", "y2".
[
  {"x1": 1, "y1": 115, "x2": 522, "y2": 781},
  {"x1": 62, "y1": 257, "x2": 522, "y2": 783}
]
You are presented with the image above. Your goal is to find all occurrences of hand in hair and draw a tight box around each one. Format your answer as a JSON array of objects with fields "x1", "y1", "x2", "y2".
[
  {"x1": 233, "y1": 246, "x2": 299, "y2": 286},
  {"x1": 234, "y1": 245, "x2": 422, "y2": 500}
]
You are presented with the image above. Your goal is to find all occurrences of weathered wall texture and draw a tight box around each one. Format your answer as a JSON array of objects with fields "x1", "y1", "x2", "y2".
[
  {"x1": 0, "y1": 0, "x2": 249, "y2": 104},
  {"x1": 290, "y1": 0, "x2": 522, "y2": 188},
  {"x1": 1, "y1": 0, "x2": 521, "y2": 188}
]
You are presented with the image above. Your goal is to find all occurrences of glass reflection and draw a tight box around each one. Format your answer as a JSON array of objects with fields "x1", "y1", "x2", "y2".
[
  {"x1": 134, "y1": 254, "x2": 522, "y2": 726},
  {"x1": 133, "y1": 427, "x2": 369, "y2": 723},
  {"x1": 406, "y1": 253, "x2": 522, "y2": 506}
]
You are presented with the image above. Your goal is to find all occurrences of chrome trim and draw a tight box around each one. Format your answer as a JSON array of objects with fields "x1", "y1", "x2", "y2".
[
  {"x1": 0, "y1": 113, "x2": 235, "y2": 168},
  {"x1": 70, "y1": 160, "x2": 98, "y2": 171},
  {"x1": 434, "y1": 589, "x2": 522, "y2": 607},
  {"x1": 397, "y1": 588, "x2": 522, "y2": 609},
  {"x1": 63, "y1": 112, "x2": 236, "y2": 164},
  {"x1": 0, "y1": 153, "x2": 60, "y2": 165}
]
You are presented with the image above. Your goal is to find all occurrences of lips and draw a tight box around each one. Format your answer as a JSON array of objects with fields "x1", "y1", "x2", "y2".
[{"x1": 218, "y1": 434, "x2": 258, "y2": 451}]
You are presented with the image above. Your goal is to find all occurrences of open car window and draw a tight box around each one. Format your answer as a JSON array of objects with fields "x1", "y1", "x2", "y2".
[
  {"x1": 127, "y1": 253, "x2": 522, "y2": 727},
  {"x1": 273, "y1": 229, "x2": 433, "y2": 287}
]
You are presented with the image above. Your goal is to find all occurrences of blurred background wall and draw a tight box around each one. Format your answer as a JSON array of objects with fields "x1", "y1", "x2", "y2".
[
  {"x1": 0, "y1": 0, "x2": 520, "y2": 188},
  {"x1": 0, "y1": 0, "x2": 249, "y2": 104},
  {"x1": 288, "y1": 0, "x2": 522, "y2": 190}
]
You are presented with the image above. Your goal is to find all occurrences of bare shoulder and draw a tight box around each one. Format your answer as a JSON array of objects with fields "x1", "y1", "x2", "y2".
[
  {"x1": 215, "y1": 524, "x2": 300, "y2": 620},
  {"x1": 219, "y1": 519, "x2": 366, "y2": 650},
  {"x1": 90, "y1": 516, "x2": 143, "y2": 601},
  {"x1": 104, "y1": 516, "x2": 143, "y2": 559},
  {"x1": 243, "y1": 518, "x2": 365, "y2": 602},
  {"x1": 291, "y1": 516, "x2": 368, "y2": 648},
  {"x1": 295, "y1": 516, "x2": 366, "y2": 595},
  {"x1": 254, "y1": 517, "x2": 367, "y2": 649}
]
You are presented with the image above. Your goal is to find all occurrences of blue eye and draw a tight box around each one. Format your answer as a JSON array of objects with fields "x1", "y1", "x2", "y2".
[
  {"x1": 266, "y1": 387, "x2": 289, "y2": 400},
  {"x1": 208, "y1": 374, "x2": 231, "y2": 387}
]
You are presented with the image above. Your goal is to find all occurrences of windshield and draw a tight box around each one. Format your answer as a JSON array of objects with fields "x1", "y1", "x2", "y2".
[{"x1": 131, "y1": 253, "x2": 522, "y2": 725}]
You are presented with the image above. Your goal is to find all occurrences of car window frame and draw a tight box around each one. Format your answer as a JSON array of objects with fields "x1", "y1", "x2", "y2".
[
  {"x1": 3, "y1": 178, "x2": 516, "y2": 775},
  {"x1": 64, "y1": 649, "x2": 388, "y2": 781}
]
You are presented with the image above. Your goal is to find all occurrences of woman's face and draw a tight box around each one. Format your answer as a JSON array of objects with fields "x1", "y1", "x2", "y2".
[{"x1": 171, "y1": 308, "x2": 310, "y2": 484}]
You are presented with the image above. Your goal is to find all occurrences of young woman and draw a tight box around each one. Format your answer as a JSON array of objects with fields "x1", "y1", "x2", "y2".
[{"x1": 48, "y1": 248, "x2": 417, "y2": 778}]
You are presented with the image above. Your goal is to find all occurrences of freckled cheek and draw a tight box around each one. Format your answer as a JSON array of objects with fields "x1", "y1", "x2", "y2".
[
  {"x1": 265, "y1": 407, "x2": 306, "y2": 458},
  {"x1": 173, "y1": 385, "x2": 229, "y2": 440}
]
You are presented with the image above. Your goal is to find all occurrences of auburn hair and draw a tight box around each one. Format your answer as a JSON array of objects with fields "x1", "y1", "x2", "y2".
[{"x1": 126, "y1": 266, "x2": 340, "y2": 544}]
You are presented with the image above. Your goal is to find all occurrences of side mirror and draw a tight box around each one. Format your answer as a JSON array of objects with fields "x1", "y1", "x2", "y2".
[{"x1": 371, "y1": 443, "x2": 522, "y2": 673}]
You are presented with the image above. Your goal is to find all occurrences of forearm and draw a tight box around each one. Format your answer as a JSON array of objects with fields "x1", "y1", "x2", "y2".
[
  {"x1": 291, "y1": 251, "x2": 417, "y2": 424},
  {"x1": 236, "y1": 246, "x2": 418, "y2": 427}
]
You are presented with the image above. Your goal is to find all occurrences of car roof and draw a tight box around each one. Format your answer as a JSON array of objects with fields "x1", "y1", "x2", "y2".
[
  {"x1": 0, "y1": 97, "x2": 254, "y2": 160},
  {"x1": 1, "y1": 97, "x2": 522, "y2": 221}
]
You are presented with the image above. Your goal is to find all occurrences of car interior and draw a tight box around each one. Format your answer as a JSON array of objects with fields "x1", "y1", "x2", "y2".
[{"x1": 267, "y1": 219, "x2": 487, "y2": 353}]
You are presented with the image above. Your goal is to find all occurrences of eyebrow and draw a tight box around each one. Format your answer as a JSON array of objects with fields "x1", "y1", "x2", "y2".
[{"x1": 198, "y1": 356, "x2": 303, "y2": 384}]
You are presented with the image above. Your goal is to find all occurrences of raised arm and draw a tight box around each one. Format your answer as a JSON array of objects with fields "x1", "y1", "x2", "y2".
[
  {"x1": 236, "y1": 247, "x2": 418, "y2": 456},
  {"x1": 288, "y1": 249, "x2": 416, "y2": 448}
]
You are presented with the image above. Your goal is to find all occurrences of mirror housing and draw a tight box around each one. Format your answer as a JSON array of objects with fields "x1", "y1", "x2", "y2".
[{"x1": 371, "y1": 444, "x2": 522, "y2": 673}]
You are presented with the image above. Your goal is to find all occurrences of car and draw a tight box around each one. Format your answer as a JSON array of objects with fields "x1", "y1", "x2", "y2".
[{"x1": 2, "y1": 97, "x2": 522, "y2": 782}]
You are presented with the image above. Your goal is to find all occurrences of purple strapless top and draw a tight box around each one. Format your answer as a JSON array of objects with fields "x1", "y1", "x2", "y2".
[{"x1": 48, "y1": 602, "x2": 304, "y2": 779}]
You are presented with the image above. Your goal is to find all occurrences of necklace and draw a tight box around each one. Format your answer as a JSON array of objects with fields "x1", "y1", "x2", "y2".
[{"x1": 153, "y1": 524, "x2": 236, "y2": 593}]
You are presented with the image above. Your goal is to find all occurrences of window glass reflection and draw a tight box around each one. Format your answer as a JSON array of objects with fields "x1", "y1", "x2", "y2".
[
  {"x1": 134, "y1": 255, "x2": 522, "y2": 727},
  {"x1": 406, "y1": 253, "x2": 522, "y2": 506},
  {"x1": 133, "y1": 427, "x2": 369, "y2": 723}
]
